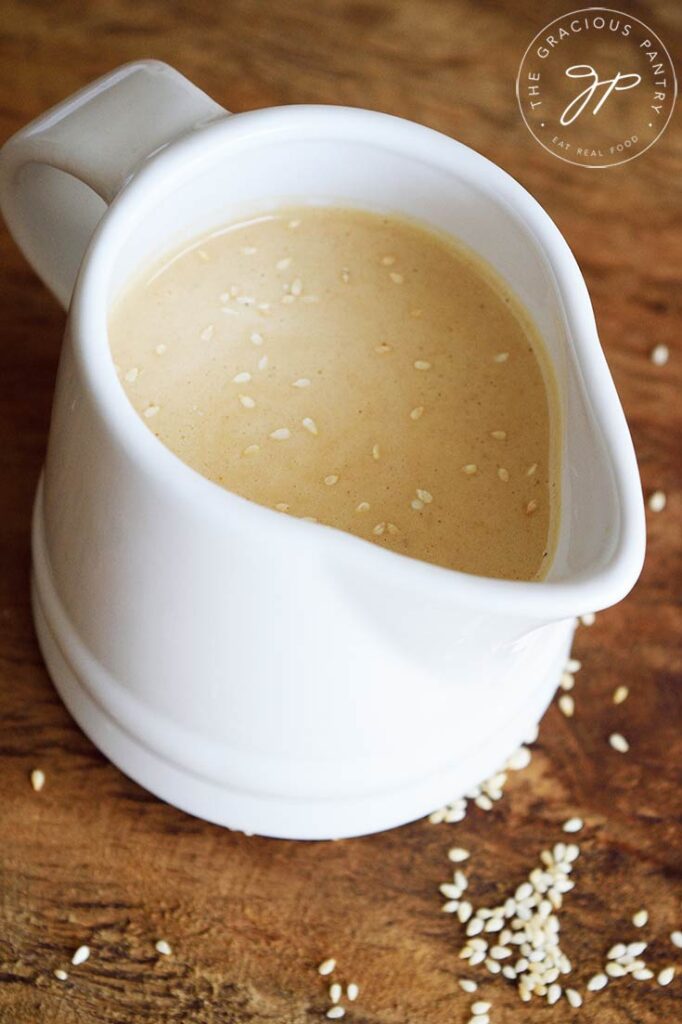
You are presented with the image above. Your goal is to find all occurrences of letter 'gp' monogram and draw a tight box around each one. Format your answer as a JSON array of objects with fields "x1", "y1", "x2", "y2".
[{"x1": 516, "y1": 8, "x2": 676, "y2": 168}]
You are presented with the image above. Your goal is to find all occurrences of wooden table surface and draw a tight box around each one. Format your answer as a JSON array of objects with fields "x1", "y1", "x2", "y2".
[{"x1": 1, "y1": 2, "x2": 680, "y2": 1022}]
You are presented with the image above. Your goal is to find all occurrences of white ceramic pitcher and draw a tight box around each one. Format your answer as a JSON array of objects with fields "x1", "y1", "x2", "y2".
[{"x1": 0, "y1": 61, "x2": 645, "y2": 839}]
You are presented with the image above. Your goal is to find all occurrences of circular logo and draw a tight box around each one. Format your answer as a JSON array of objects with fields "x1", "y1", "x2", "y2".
[{"x1": 516, "y1": 7, "x2": 676, "y2": 168}]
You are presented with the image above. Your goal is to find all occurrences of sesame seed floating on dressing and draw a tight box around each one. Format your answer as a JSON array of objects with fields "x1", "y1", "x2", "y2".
[
  {"x1": 275, "y1": 503, "x2": 290, "y2": 512},
  {"x1": 276, "y1": 257, "x2": 291, "y2": 270},
  {"x1": 497, "y1": 468, "x2": 510, "y2": 482},
  {"x1": 414, "y1": 360, "x2": 431, "y2": 370},
  {"x1": 232, "y1": 372, "x2": 251, "y2": 383},
  {"x1": 288, "y1": 219, "x2": 301, "y2": 229},
  {"x1": 411, "y1": 499, "x2": 424, "y2": 510},
  {"x1": 325, "y1": 475, "x2": 339, "y2": 486},
  {"x1": 340, "y1": 268, "x2": 350, "y2": 284},
  {"x1": 493, "y1": 352, "x2": 509, "y2": 363},
  {"x1": 250, "y1": 332, "x2": 264, "y2": 346},
  {"x1": 632, "y1": 909, "x2": 648, "y2": 928},
  {"x1": 30, "y1": 768, "x2": 45, "y2": 792},
  {"x1": 258, "y1": 355, "x2": 269, "y2": 371},
  {"x1": 144, "y1": 405, "x2": 160, "y2": 418},
  {"x1": 291, "y1": 278, "x2": 303, "y2": 296},
  {"x1": 562, "y1": 817, "x2": 583, "y2": 833},
  {"x1": 609, "y1": 732, "x2": 629, "y2": 753},
  {"x1": 302, "y1": 417, "x2": 318, "y2": 435},
  {"x1": 125, "y1": 367, "x2": 139, "y2": 382},
  {"x1": 381, "y1": 255, "x2": 396, "y2": 265},
  {"x1": 317, "y1": 958, "x2": 336, "y2": 976},
  {"x1": 526, "y1": 463, "x2": 538, "y2": 476},
  {"x1": 462, "y1": 464, "x2": 478, "y2": 475},
  {"x1": 613, "y1": 685, "x2": 629, "y2": 704},
  {"x1": 292, "y1": 378, "x2": 311, "y2": 388},
  {"x1": 270, "y1": 428, "x2": 290, "y2": 440},
  {"x1": 200, "y1": 324, "x2": 215, "y2": 341},
  {"x1": 155, "y1": 344, "x2": 166, "y2": 355},
  {"x1": 356, "y1": 502, "x2": 370, "y2": 512},
  {"x1": 650, "y1": 343, "x2": 669, "y2": 365},
  {"x1": 303, "y1": 516, "x2": 318, "y2": 523},
  {"x1": 242, "y1": 444, "x2": 260, "y2": 456},
  {"x1": 386, "y1": 523, "x2": 399, "y2": 535},
  {"x1": 238, "y1": 395, "x2": 256, "y2": 408},
  {"x1": 648, "y1": 490, "x2": 666, "y2": 512},
  {"x1": 416, "y1": 489, "x2": 433, "y2": 503},
  {"x1": 525, "y1": 499, "x2": 538, "y2": 514},
  {"x1": 372, "y1": 444, "x2": 381, "y2": 460},
  {"x1": 410, "y1": 406, "x2": 424, "y2": 420},
  {"x1": 155, "y1": 939, "x2": 172, "y2": 956},
  {"x1": 389, "y1": 272, "x2": 404, "y2": 284},
  {"x1": 196, "y1": 249, "x2": 210, "y2": 261},
  {"x1": 375, "y1": 342, "x2": 392, "y2": 353},
  {"x1": 373, "y1": 523, "x2": 386, "y2": 536},
  {"x1": 54, "y1": 968, "x2": 68, "y2": 981},
  {"x1": 491, "y1": 430, "x2": 507, "y2": 440},
  {"x1": 71, "y1": 945, "x2": 90, "y2": 966}
]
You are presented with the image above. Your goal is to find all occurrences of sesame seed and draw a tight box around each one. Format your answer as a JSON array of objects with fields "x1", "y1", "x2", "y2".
[
  {"x1": 54, "y1": 968, "x2": 68, "y2": 981},
  {"x1": 257, "y1": 355, "x2": 268, "y2": 371},
  {"x1": 250, "y1": 332, "x2": 264, "y2": 346},
  {"x1": 241, "y1": 246, "x2": 257, "y2": 255},
  {"x1": 356, "y1": 502, "x2": 370, "y2": 512},
  {"x1": 462, "y1": 464, "x2": 478, "y2": 475},
  {"x1": 658, "y1": 966, "x2": 675, "y2": 986},
  {"x1": 346, "y1": 982, "x2": 359, "y2": 1001},
  {"x1": 580, "y1": 612, "x2": 596, "y2": 626},
  {"x1": 648, "y1": 490, "x2": 666, "y2": 512},
  {"x1": 200, "y1": 325, "x2": 215, "y2": 341},
  {"x1": 389, "y1": 272, "x2": 403, "y2": 284},
  {"x1": 326, "y1": 1009, "x2": 345, "y2": 1020},
  {"x1": 416, "y1": 489, "x2": 433, "y2": 503},
  {"x1": 442, "y1": 900, "x2": 459, "y2": 913},
  {"x1": 275, "y1": 503, "x2": 289, "y2": 512},
  {"x1": 414, "y1": 360, "x2": 431, "y2": 370},
  {"x1": 526, "y1": 499, "x2": 538, "y2": 514},
  {"x1": 547, "y1": 984, "x2": 562, "y2": 1005},
  {"x1": 340, "y1": 268, "x2": 350, "y2": 284},
  {"x1": 291, "y1": 278, "x2": 303, "y2": 296},
  {"x1": 671, "y1": 931, "x2": 682, "y2": 949},
  {"x1": 372, "y1": 443, "x2": 381, "y2": 460},
  {"x1": 288, "y1": 219, "x2": 301, "y2": 229},
  {"x1": 276, "y1": 257, "x2": 291, "y2": 270},
  {"x1": 606, "y1": 962, "x2": 628, "y2": 978},
  {"x1": 144, "y1": 404, "x2": 160, "y2": 418},
  {"x1": 607, "y1": 944, "x2": 627, "y2": 959},
  {"x1": 475, "y1": 795, "x2": 493, "y2": 811},
  {"x1": 270, "y1": 428, "x2": 290, "y2": 440},
  {"x1": 318, "y1": 958, "x2": 336, "y2": 976},
  {"x1": 329, "y1": 981, "x2": 342, "y2": 1003},
  {"x1": 239, "y1": 395, "x2": 256, "y2": 408},
  {"x1": 71, "y1": 945, "x2": 90, "y2": 966},
  {"x1": 155, "y1": 939, "x2": 172, "y2": 955},
  {"x1": 459, "y1": 979, "x2": 478, "y2": 993},
  {"x1": 124, "y1": 367, "x2": 139, "y2": 382},
  {"x1": 632, "y1": 909, "x2": 648, "y2": 928},
  {"x1": 387, "y1": 523, "x2": 399, "y2": 535},
  {"x1": 373, "y1": 523, "x2": 386, "y2": 536},
  {"x1": 411, "y1": 499, "x2": 424, "y2": 510},
  {"x1": 650, "y1": 343, "x2": 669, "y2": 366},
  {"x1": 526, "y1": 463, "x2": 538, "y2": 476},
  {"x1": 410, "y1": 406, "x2": 424, "y2": 420},
  {"x1": 155, "y1": 344, "x2": 166, "y2": 355},
  {"x1": 448, "y1": 847, "x2": 470, "y2": 863},
  {"x1": 292, "y1": 378, "x2": 311, "y2": 388},
  {"x1": 609, "y1": 732, "x2": 629, "y2": 753},
  {"x1": 381, "y1": 255, "x2": 396, "y2": 266},
  {"x1": 633, "y1": 968, "x2": 654, "y2": 980},
  {"x1": 558, "y1": 694, "x2": 574, "y2": 717},
  {"x1": 30, "y1": 768, "x2": 45, "y2": 792},
  {"x1": 497, "y1": 468, "x2": 510, "y2": 482},
  {"x1": 375, "y1": 342, "x2": 392, "y2": 353},
  {"x1": 613, "y1": 685, "x2": 629, "y2": 704},
  {"x1": 562, "y1": 817, "x2": 583, "y2": 833},
  {"x1": 324, "y1": 475, "x2": 339, "y2": 486},
  {"x1": 565, "y1": 988, "x2": 582, "y2": 1007},
  {"x1": 302, "y1": 516, "x2": 318, "y2": 523},
  {"x1": 566, "y1": 658, "x2": 582, "y2": 672},
  {"x1": 440, "y1": 883, "x2": 461, "y2": 899},
  {"x1": 627, "y1": 941, "x2": 648, "y2": 957},
  {"x1": 560, "y1": 671, "x2": 574, "y2": 691},
  {"x1": 587, "y1": 973, "x2": 608, "y2": 991},
  {"x1": 471, "y1": 1001, "x2": 491, "y2": 1014},
  {"x1": 242, "y1": 444, "x2": 260, "y2": 456},
  {"x1": 494, "y1": 352, "x2": 509, "y2": 362},
  {"x1": 196, "y1": 249, "x2": 210, "y2": 261},
  {"x1": 232, "y1": 372, "x2": 252, "y2": 383},
  {"x1": 458, "y1": 901, "x2": 473, "y2": 923},
  {"x1": 302, "y1": 418, "x2": 318, "y2": 435},
  {"x1": 491, "y1": 430, "x2": 507, "y2": 440}
]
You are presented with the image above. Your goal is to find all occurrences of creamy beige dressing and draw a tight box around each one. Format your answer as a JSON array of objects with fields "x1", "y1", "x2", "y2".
[{"x1": 109, "y1": 206, "x2": 560, "y2": 580}]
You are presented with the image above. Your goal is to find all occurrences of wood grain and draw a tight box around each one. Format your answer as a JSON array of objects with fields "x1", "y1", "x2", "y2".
[{"x1": 0, "y1": 2, "x2": 680, "y2": 1022}]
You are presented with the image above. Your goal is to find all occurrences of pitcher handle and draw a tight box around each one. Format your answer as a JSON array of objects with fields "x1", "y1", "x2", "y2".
[{"x1": 0, "y1": 60, "x2": 227, "y2": 310}]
